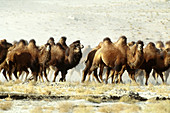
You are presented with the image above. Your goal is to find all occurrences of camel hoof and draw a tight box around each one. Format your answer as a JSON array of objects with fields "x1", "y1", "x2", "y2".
[{"x1": 59, "y1": 78, "x2": 63, "y2": 82}]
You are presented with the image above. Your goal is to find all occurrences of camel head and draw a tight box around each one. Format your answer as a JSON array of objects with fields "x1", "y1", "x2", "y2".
[
  {"x1": 164, "y1": 48, "x2": 170, "y2": 67},
  {"x1": 66, "y1": 40, "x2": 84, "y2": 56},
  {"x1": 45, "y1": 43, "x2": 51, "y2": 52},
  {"x1": 156, "y1": 41, "x2": 164, "y2": 51},
  {"x1": 165, "y1": 41, "x2": 170, "y2": 49},
  {"x1": 128, "y1": 41, "x2": 135, "y2": 47},
  {"x1": 47, "y1": 37, "x2": 55, "y2": 46},
  {"x1": 0, "y1": 39, "x2": 12, "y2": 48},
  {"x1": 136, "y1": 40, "x2": 144, "y2": 51},
  {"x1": 59, "y1": 36, "x2": 67, "y2": 45}
]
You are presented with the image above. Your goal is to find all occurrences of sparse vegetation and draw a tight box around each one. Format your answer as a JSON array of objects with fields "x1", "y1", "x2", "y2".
[
  {"x1": 56, "y1": 102, "x2": 74, "y2": 113},
  {"x1": 144, "y1": 100, "x2": 170, "y2": 113},
  {"x1": 119, "y1": 95, "x2": 138, "y2": 104},
  {"x1": 0, "y1": 101, "x2": 13, "y2": 110},
  {"x1": 98, "y1": 104, "x2": 141, "y2": 113},
  {"x1": 73, "y1": 104, "x2": 94, "y2": 113},
  {"x1": 30, "y1": 106, "x2": 43, "y2": 113}
]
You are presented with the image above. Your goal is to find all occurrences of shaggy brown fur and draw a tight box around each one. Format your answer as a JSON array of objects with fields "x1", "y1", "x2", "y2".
[
  {"x1": 89, "y1": 37, "x2": 127, "y2": 84},
  {"x1": 88, "y1": 36, "x2": 144, "y2": 84},
  {"x1": 128, "y1": 42, "x2": 159, "y2": 85},
  {"x1": 156, "y1": 41, "x2": 164, "y2": 50},
  {"x1": 0, "y1": 39, "x2": 12, "y2": 64},
  {"x1": 57, "y1": 36, "x2": 68, "y2": 50},
  {"x1": 0, "y1": 39, "x2": 12, "y2": 81},
  {"x1": 38, "y1": 43, "x2": 51, "y2": 82},
  {"x1": 48, "y1": 40, "x2": 83, "y2": 82},
  {"x1": 47, "y1": 37, "x2": 55, "y2": 46},
  {"x1": 165, "y1": 41, "x2": 170, "y2": 49},
  {"x1": 152, "y1": 48, "x2": 170, "y2": 84},
  {"x1": 5, "y1": 39, "x2": 40, "y2": 81}
]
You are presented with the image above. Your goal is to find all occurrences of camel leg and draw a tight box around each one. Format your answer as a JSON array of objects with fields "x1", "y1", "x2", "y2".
[
  {"x1": 86, "y1": 74, "x2": 91, "y2": 82},
  {"x1": 117, "y1": 66, "x2": 126, "y2": 83},
  {"x1": 99, "y1": 64, "x2": 104, "y2": 82},
  {"x1": 7, "y1": 65, "x2": 15, "y2": 81},
  {"x1": 32, "y1": 71, "x2": 38, "y2": 82},
  {"x1": 13, "y1": 70, "x2": 19, "y2": 80},
  {"x1": 108, "y1": 69, "x2": 115, "y2": 84},
  {"x1": 81, "y1": 66, "x2": 90, "y2": 82},
  {"x1": 24, "y1": 70, "x2": 29, "y2": 82},
  {"x1": 53, "y1": 69, "x2": 59, "y2": 82},
  {"x1": 43, "y1": 67, "x2": 49, "y2": 82},
  {"x1": 60, "y1": 70, "x2": 67, "y2": 82},
  {"x1": 159, "y1": 72, "x2": 165, "y2": 84},
  {"x1": 92, "y1": 69, "x2": 101, "y2": 83},
  {"x1": 144, "y1": 72, "x2": 150, "y2": 85},
  {"x1": 164, "y1": 70, "x2": 169, "y2": 83},
  {"x1": 112, "y1": 71, "x2": 119, "y2": 84},
  {"x1": 105, "y1": 67, "x2": 111, "y2": 84},
  {"x1": 2, "y1": 70, "x2": 8, "y2": 81}
]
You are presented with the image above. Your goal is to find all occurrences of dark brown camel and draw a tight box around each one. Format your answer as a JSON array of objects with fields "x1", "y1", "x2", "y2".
[
  {"x1": 47, "y1": 40, "x2": 84, "y2": 82},
  {"x1": 127, "y1": 42, "x2": 160, "y2": 85},
  {"x1": 38, "y1": 43, "x2": 51, "y2": 82},
  {"x1": 5, "y1": 39, "x2": 40, "y2": 82},
  {"x1": 0, "y1": 39, "x2": 12, "y2": 64}
]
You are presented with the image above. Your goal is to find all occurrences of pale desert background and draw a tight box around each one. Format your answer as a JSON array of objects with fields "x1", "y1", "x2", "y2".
[{"x1": 0, "y1": 0, "x2": 170, "y2": 113}]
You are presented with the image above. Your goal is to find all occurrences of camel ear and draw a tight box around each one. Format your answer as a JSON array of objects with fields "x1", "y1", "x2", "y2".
[{"x1": 65, "y1": 48, "x2": 69, "y2": 56}]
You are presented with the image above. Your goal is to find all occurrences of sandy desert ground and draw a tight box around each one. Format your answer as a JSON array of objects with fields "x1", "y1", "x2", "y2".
[{"x1": 0, "y1": 0, "x2": 170, "y2": 113}]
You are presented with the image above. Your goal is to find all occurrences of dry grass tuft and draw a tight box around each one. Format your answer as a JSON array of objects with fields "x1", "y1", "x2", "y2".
[
  {"x1": 3, "y1": 81, "x2": 14, "y2": 87},
  {"x1": 30, "y1": 106, "x2": 43, "y2": 113},
  {"x1": 5, "y1": 95, "x2": 12, "y2": 101},
  {"x1": 42, "y1": 106, "x2": 55, "y2": 111},
  {"x1": 86, "y1": 97, "x2": 102, "y2": 103},
  {"x1": 57, "y1": 102, "x2": 74, "y2": 113},
  {"x1": 144, "y1": 100, "x2": 170, "y2": 113},
  {"x1": 24, "y1": 86, "x2": 36, "y2": 94},
  {"x1": 98, "y1": 106, "x2": 113, "y2": 113},
  {"x1": 0, "y1": 101, "x2": 13, "y2": 110},
  {"x1": 98, "y1": 104, "x2": 141, "y2": 113},
  {"x1": 14, "y1": 79, "x2": 22, "y2": 84},
  {"x1": 0, "y1": 80, "x2": 3, "y2": 85},
  {"x1": 73, "y1": 104, "x2": 94, "y2": 113},
  {"x1": 119, "y1": 95, "x2": 138, "y2": 104},
  {"x1": 0, "y1": 86, "x2": 6, "y2": 92}
]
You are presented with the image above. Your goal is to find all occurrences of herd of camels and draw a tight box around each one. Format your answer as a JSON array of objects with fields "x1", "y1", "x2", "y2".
[{"x1": 0, "y1": 36, "x2": 169, "y2": 85}]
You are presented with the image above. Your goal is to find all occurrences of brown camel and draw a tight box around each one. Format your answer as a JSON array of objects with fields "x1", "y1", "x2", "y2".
[
  {"x1": 88, "y1": 36, "x2": 144, "y2": 84},
  {"x1": 89, "y1": 37, "x2": 127, "y2": 84},
  {"x1": 128, "y1": 42, "x2": 161, "y2": 85},
  {"x1": 0, "y1": 39, "x2": 12, "y2": 64},
  {"x1": 152, "y1": 41, "x2": 165, "y2": 84},
  {"x1": 81, "y1": 42, "x2": 103, "y2": 83},
  {"x1": 152, "y1": 48, "x2": 170, "y2": 84},
  {"x1": 48, "y1": 40, "x2": 84, "y2": 82},
  {"x1": 38, "y1": 43, "x2": 51, "y2": 82},
  {"x1": 5, "y1": 39, "x2": 40, "y2": 81}
]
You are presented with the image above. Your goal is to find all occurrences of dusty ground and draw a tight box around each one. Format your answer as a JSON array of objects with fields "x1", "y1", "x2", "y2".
[{"x1": 0, "y1": 81, "x2": 170, "y2": 113}]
